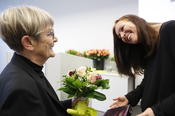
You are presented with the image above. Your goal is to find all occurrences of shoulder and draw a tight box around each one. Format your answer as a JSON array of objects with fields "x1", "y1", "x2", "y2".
[
  {"x1": 0, "y1": 63, "x2": 38, "y2": 95},
  {"x1": 160, "y1": 20, "x2": 175, "y2": 32},
  {"x1": 163, "y1": 20, "x2": 175, "y2": 26},
  {"x1": 0, "y1": 73, "x2": 40, "y2": 105},
  {"x1": 1, "y1": 62, "x2": 32, "y2": 82}
]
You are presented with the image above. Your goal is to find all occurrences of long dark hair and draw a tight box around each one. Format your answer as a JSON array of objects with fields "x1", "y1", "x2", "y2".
[{"x1": 113, "y1": 15, "x2": 159, "y2": 77}]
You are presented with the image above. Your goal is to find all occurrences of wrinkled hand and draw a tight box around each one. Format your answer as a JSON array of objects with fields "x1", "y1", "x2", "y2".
[
  {"x1": 137, "y1": 108, "x2": 155, "y2": 116},
  {"x1": 109, "y1": 96, "x2": 129, "y2": 109},
  {"x1": 68, "y1": 99, "x2": 96, "y2": 116}
]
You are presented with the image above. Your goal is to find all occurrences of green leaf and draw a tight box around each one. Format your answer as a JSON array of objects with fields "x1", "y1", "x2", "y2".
[
  {"x1": 59, "y1": 87, "x2": 75, "y2": 95},
  {"x1": 72, "y1": 79, "x2": 84, "y2": 88},
  {"x1": 91, "y1": 91, "x2": 106, "y2": 101},
  {"x1": 95, "y1": 79, "x2": 110, "y2": 89}
]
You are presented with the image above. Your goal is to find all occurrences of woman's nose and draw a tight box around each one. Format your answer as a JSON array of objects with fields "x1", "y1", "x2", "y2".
[
  {"x1": 54, "y1": 36, "x2": 58, "y2": 42},
  {"x1": 120, "y1": 32, "x2": 125, "y2": 39}
]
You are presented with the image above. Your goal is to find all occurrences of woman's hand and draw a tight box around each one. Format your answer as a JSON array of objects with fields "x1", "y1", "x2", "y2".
[
  {"x1": 109, "y1": 96, "x2": 129, "y2": 109},
  {"x1": 72, "y1": 97, "x2": 82, "y2": 107},
  {"x1": 137, "y1": 108, "x2": 155, "y2": 116}
]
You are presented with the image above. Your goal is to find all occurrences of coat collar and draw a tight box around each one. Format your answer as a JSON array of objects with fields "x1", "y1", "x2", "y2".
[{"x1": 11, "y1": 53, "x2": 60, "y2": 104}]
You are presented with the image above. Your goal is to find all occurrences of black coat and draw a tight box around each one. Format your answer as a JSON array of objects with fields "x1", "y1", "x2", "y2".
[
  {"x1": 126, "y1": 20, "x2": 175, "y2": 115},
  {"x1": 0, "y1": 53, "x2": 71, "y2": 116}
]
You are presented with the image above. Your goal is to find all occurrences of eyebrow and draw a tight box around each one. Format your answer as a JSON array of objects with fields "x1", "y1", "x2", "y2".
[{"x1": 46, "y1": 29, "x2": 54, "y2": 33}]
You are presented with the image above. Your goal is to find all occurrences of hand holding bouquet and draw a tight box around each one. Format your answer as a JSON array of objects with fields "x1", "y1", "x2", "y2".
[{"x1": 59, "y1": 66, "x2": 109, "y2": 116}]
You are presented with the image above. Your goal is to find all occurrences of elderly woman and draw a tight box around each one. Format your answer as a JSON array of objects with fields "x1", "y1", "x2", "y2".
[{"x1": 0, "y1": 6, "x2": 71, "y2": 116}]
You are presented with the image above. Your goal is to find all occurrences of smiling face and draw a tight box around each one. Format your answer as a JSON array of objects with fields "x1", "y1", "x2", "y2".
[
  {"x1": 32, "y1": 26, "x2": 57, "y2": 60},
  {"x1": 114, "y1": 20, "x2": 139, "y2": 44}
]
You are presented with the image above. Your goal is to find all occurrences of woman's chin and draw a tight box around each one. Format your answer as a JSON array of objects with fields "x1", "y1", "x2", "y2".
[
  {"x1": 48, "y1": 52, "x2": 56, "y2": 58},
  {"x1": 50, "y1": 53, "x2": 56, "y2": 57}
]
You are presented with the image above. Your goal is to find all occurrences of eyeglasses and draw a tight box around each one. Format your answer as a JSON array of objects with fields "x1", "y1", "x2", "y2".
[
  {"x1": 46, "y1": 31, "x2": 55, "y2": 39},
  {"x1": 33, "y1": 29, "x2": 55, "y2": 40}
]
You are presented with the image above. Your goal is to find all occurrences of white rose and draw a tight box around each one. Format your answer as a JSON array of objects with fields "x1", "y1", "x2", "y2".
[{"x1": 76, "y1": 66, "x2": 87, "y2": 77}]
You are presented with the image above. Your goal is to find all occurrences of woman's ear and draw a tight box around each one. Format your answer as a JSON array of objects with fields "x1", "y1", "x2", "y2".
[{"x1": 21, "y1": 35, "x2": 35, "y2": 51}]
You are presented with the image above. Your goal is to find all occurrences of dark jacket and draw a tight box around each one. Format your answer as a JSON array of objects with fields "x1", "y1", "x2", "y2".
[
  {"x1": 0, "y1": 53, "x2": 71, "y2": 116},
  {"x1": 126, "y1": 20, "x2": 175, "y2": 116}
]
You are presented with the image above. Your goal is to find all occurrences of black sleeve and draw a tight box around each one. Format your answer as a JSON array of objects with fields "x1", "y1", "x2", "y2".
[
  {"x1": 151, "y1": 94, "x2": 175, "y2": 116},
  {"x1": 60, "y1": 99, "x2": 72, "y2": 110},
  {"x1": 0, "y1": 88, "x2": 46, "y2": 116},
  {"x1": 125, "y1": 77, "x2": 144, "y2": 106},
  {"x1": 151, "y1": 20, "x2": 175, "y2": 116}
]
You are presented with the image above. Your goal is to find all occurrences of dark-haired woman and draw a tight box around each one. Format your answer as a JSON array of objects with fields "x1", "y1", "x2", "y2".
[{"x1": 110, "y1": 14, "x2": 175, "y2": 116}]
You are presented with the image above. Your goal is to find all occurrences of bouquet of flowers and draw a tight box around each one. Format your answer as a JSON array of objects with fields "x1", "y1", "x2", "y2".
[
  {"x1": 83, "y1": 49, "x2": 110, "y2": 61},
  {"x1": 59, "y1": 66, "x2": 109, "y2": 116},
  {"x1": 59, "y1": 66, "x2": 109, "y2": 101}
]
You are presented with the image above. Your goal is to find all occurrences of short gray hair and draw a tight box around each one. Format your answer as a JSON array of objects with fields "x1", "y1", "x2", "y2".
[{"x1": 0, "y1": 6, "x2": 54, "y2": 52}]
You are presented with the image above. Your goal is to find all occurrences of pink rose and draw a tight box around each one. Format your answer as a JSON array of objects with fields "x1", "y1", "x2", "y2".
[{"x1": 87, "y1": 72, "x2": 98, "y2": 83}]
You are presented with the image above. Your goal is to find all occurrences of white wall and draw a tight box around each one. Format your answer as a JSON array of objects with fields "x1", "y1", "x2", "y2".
[
  {"x1": 53, "y1": 0, "x2": 138, "y2": 53},
  {"x1": 0, "y1": 0, "x2": 138, "y2": 72},
  {"x1": 91, "y1": 73, "x2": 133, "y2": 112},
  {"x1": 0, "y1": 39, "x2": 12, "y2": 72},
  {"x1": 139, "y1": 0, "x2": 175, "y2": 22}
]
